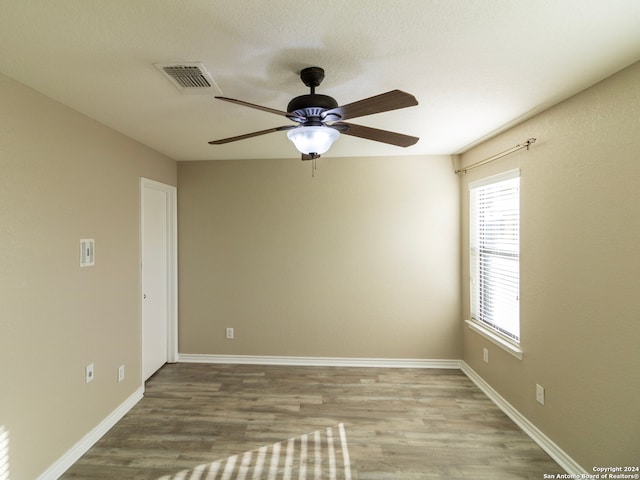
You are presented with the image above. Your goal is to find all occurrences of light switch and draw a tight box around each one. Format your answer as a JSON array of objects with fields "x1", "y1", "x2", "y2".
[{"x1": 80, "y1": 239, "x2": 95, "y2": 267}]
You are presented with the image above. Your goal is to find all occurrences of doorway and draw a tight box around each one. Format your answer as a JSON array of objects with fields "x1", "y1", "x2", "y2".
[{"x1": 140, "y1": 178, "x2": 177, "y2": 381}]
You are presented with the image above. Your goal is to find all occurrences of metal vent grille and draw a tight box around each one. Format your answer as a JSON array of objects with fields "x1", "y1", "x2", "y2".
[
  {"x1": 155, "y1": 62, "x2": 222, "y2": 95},
  {"x1": 163, "y1": 65, "x2": 211, "y2": 88}
]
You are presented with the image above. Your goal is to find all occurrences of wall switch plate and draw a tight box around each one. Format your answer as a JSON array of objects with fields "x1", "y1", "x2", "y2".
[
  {"x1": 118, "y1": 365, "x2": 125, "y2": 383},
  {"x1": 86, "y1": 363, "x2": 95, "y2": 383},
  {"x1": 80, "y1": 239, "x2": 95, "y2": 267},
  {"x1": 226, "y1": 327, "x2": 234, "y2": 339},
  {"x1": 483, "y1": 347, "x2": 489, "y2": 363},
  {"x1": 536, "y1": 384, "x2": 545, "y2": 405}
]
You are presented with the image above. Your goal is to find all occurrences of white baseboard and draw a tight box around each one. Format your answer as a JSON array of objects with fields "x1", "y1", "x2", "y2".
[
  {"x1": 178, "y1": 353, "x2": 461, "y2": 369},
  {"x1": 37, "y1": 386, "x2": 144, "y2": 480},
  {"x1": 460, "y1": 362, "x2": 585, "y2": 475}
]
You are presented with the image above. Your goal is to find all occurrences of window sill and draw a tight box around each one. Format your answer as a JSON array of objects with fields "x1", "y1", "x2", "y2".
[{"x1": 465, "y1": 320, "x2": 523, "y2": 360}]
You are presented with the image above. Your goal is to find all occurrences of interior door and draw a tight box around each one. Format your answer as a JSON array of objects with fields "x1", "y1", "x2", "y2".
[{"x1": 142, "y1": 181, "x2": 171, "y2": 380}]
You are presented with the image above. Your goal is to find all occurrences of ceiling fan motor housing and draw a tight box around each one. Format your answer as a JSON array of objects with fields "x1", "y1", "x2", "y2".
[
  {"x1": 287, "y1": 94, "x2": 339, "y2": 124},
  {"x1": 287, "y1": 67, "x2": 340, "y2": 125}
]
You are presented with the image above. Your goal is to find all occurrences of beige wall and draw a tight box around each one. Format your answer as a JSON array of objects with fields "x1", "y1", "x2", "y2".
[
  {"x1": 0, "y1": 73, "x2": 176, "y2": 479},
  {"x1": 178, "y1": 155, "x2": 461, "y2": 359},
  {"x1": 459, "y1": 61, "x2": 640, "y2": 468}
]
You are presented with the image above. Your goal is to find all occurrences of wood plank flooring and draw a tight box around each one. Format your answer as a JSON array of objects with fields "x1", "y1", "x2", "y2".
[{"x1": 61, "y1": 363, "x2": 562, "y2": 479}]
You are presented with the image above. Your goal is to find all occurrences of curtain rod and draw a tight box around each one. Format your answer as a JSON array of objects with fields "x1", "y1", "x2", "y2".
[{"x1": 455, "y1": 138, "x2": 537, "y2": 174}]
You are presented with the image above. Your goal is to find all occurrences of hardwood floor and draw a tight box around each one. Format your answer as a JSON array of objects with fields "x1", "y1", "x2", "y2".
[{"x1": 61, "y1": 363, "x2": 562, "y2": 479}]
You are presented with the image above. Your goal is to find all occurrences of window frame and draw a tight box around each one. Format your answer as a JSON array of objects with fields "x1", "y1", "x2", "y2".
[{"x1": 468, "y1": 169, "x2": 522, "y2": 358}]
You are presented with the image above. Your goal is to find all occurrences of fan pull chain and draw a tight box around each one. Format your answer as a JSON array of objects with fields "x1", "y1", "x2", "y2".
[{"x1": 311, "y1": 158, "x2": 317, "y2": 178}]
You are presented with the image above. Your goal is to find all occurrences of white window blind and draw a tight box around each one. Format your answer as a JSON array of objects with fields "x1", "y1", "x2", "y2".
[{"x1": 470, "y1": 170, "x2": 520, "y2": 342}]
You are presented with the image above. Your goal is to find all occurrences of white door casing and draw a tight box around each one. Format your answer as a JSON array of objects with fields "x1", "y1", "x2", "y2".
[{"x1": 141, "y1": 178, "x2": 177, "y2": 381}]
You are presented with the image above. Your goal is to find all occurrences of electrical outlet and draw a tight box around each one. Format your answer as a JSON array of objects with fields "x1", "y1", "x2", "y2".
[
  {"x1": 118, "y1": 365, "x2": 125, "y2": 383},
  {"x1": 85, "y1": 363, "x2": 94, "y2": 383},
  {"x1": 536, "y1": 384, "x2": 545, "y2": 405},
  {"x1": 483, "y1": 347, "x2": 489, "y2": 363},
  {"x1": 226, "y1": 327, "x2": 234, "y2": 339}
]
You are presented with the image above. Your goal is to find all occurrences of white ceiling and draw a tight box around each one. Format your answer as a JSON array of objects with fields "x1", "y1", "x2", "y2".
[{"x1": 1, "y1": 1, "x2": 639, "y2": 161}]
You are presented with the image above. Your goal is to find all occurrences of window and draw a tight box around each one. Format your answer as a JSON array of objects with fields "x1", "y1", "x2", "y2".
[{"x1": 469, "y1": 170, "x2": 520, "y2": 343}]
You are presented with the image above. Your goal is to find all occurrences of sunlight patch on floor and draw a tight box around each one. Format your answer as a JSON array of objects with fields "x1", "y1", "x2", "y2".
[{"x1": 157, "y1": 423, "x2": 352, "y2": 480}]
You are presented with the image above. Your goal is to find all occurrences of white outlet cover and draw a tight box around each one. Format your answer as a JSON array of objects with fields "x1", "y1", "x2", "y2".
[
  {"x1": 536, "y1": 384, "x2": 545, "y2": 405},
  {"x1": 118, "y1": 365, "x2": 125, "y2": 382}
]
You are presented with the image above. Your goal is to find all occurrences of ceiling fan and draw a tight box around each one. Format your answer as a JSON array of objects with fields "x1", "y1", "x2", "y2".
[{"x1": 209, "y1": 67, "x2": 419, "y2": 160}]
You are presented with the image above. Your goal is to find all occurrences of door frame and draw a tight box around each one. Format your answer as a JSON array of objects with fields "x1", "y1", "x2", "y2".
[{"x1": 140, "y1": 177, "x2": 178, "y2": 375}]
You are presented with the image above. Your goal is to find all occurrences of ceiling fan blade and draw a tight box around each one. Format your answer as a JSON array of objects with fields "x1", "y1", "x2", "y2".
[
  {"x1": 208, "y1": 125, "x2": 295, "y2": 145},
  {"x1": 323, "y1": 90, "x2": 418, "y2": 121},
  {"x1": 333, "y1": 122, "x2": 419, "y2": 147},
  {"x1": 215, "y1": 96, "x2": 291, "y2": 117}
]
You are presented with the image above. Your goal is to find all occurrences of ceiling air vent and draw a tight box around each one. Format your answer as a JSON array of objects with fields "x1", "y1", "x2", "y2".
[{"x1": 155, "y1": 62, "x2": 222, "y2": 95}]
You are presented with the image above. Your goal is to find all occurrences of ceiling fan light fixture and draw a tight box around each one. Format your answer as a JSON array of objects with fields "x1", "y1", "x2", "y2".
[
  {"x1": 286, "y1": 126, "x2": 339, "y2": 155},
  {"x1": 209, "y1": 67, "x2": 419, "y2": 154}
]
